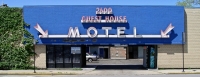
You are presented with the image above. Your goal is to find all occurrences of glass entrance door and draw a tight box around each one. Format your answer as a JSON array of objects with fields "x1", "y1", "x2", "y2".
[
  {"x1": 46, "y1": 45, "x2": 55, "y2": 68},
  {"x1": 63, "y1": 45, "x2": 72, "y2": 68},
  {"x1": 71, "y1": 47, "x2": 81, "y2": 68},
  {"x1": 147, "y1": 45, "x2": 157, "y2": 69},
  {"x1": 55, "y1": 45, "x2": 64, "y2": 68},
  {"x1": 99, "y1": 48, "x2": 104, "y2": 59},
  {"x1": 150, "y1": 47, "x2": 155, "y2": 68}
]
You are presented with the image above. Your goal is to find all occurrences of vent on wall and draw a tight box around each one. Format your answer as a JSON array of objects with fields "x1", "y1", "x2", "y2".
[{"x1": 167, "y1": 53, "x2": 175, "y2": 55}]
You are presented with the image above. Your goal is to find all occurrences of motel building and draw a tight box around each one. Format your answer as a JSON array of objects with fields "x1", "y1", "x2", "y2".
[{"x1": 24, "y1": 5, "x2": 200, "y2": 69}]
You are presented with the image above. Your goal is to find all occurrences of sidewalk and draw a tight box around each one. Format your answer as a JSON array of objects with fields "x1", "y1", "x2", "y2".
[
  {"x1": 156, "y1": 69, "x2": 200, "y2": 74},
  {"x1": 0, "y1": 69, "x2": 93, "y2": 75},
  {"x1": 0, "y1": 69, "x2": 200, "y2": 75}
]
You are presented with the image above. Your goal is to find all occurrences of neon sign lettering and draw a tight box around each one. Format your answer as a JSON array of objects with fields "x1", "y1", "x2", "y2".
[
  {"x1": 35, "y1": 23, "x2": 174, "y2": 38},
  {"x1": 81, "y1": 7, "x2": 127, "y2": 23},
  {"x1": 96, "y1": 7, "x2": 112, "y2": 14}
]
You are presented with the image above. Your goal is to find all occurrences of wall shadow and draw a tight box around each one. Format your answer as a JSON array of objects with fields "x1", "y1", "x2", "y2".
[
  {"x1": 83, "y1": 65, "x2": 147, "y2": 70},
  {"x1": 157, "y1": 11, "x2": 186, "y2": 54},
  {"x1": 184, "y1": 10, "x2": 188, "y2": 53},
  {"x1": 169, "y1": 30, "x2": 178, "y2": 41}
]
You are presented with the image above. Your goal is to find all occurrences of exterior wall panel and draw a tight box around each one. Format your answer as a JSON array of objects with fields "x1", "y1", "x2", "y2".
[
  {"x1": 157, "y1": 45, "x2": 183, "y2": 68},
  {"x1": 34, "y1": 45, "x2": 46, "y2": 68},
  {"x1": 158, "y1": 9, "x2": 200, "y2": 68},
  {"x1": 185, "y1": 9, "x2": 200, "y2": 68}
]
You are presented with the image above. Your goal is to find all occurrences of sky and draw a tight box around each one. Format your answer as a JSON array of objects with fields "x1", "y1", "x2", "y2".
[{"x1": 2, "y1": 0, "x2": 179, "y2": 7}]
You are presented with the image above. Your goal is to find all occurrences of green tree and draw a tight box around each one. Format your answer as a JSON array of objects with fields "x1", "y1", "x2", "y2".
[
  {"x1": 0, "y1": 7, "x2": 35, "y2": 70},
  {"x1": 176, "y1": 0, "x2": 200, "y2": 7}
]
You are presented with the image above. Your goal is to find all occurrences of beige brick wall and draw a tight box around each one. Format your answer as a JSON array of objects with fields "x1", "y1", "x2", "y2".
[
  {"x1": 157, "y1": 45, "x2": 183, "y2": 68},
  {"x1": 34, "y1": 45, "x2": 46, "y2": 68},
  {"x1": 110, "y1": 47, "x2": 126, "y2": 59},
  {"x1": 158, "y1": 9, "x2": 200, "y2": 68},
  {"x1": 185, "y1": 9, "x2": 200, "y2": 68}
]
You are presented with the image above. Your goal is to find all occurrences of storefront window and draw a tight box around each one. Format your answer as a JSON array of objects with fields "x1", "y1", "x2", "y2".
[
  {"x1": 71, "y1": 47, "x2": 81, "y2": 63},
  {"x1": 46, "y1": 45, "x2": 55, "y2": 68},
  {"x1": 55, "y1": 45, "x2": 63, "y2": 63},
  {"x1": 46, "y1": 46, "x2": 54, "y2": 63},
  {"x1": 150, "y1": 46, "x2": 156, "y2": 68},
  {"x1": 46, "y1": 45, "x2": 82, "y2": 68},
  {"x1": 64, "y1": 46, "x2": 71, "y2": 63},
  {"x1": 73, "y1": 54, "x2": 80, "y2": 63}
]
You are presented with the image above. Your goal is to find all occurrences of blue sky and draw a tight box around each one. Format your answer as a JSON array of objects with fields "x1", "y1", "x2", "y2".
[{"x1": 2, "y1": 0, "x2": 179, "y2": 7}]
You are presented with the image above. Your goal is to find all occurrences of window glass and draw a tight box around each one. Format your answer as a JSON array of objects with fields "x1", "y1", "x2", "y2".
[
  {"x1": 46, "y1": 45, "x2": 54, "y2": 63},
  {"x1": 71, "y1": 47, "x2": 81, "y2": 54},
  {"x1": 73, "y1": 54, "x2": 80, "y2": 63},
  {"x1": 55, "y1": 45, "x2": 63, "y2": 63},
  {"x1": 86, "y1": 47, "x2": 89, "y2": 53},
  {"x1": 64, "y1": 46, "x2": 71, "y2": 63}
]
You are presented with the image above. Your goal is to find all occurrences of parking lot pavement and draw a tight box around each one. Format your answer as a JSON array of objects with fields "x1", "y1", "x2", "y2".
[
  {"x1": 85, "y1": 59, "x2": 144, "y2": 70},
  {"x1": 87, "y1": 59, "x2": 143, "y2": 65}
]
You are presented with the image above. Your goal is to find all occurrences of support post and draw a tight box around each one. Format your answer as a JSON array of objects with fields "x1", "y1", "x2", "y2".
[
  {"x1": 33, "y1": 40, "x2": 36, "y2": 73},
  {"x1": 182, "y1": 32, "x2": 185, "y2": 72}
]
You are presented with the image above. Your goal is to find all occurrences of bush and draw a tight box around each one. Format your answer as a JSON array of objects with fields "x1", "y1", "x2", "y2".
[{"x1": 0, "y1": 7, "x2": 34, "y2": 70}]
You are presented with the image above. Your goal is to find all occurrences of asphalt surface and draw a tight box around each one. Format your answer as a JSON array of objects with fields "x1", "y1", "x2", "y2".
[
  {"x1": 3, "y1": 59, "x2": 198, "y2": 77},
  {"x1": 1, "y1": 75, "x2": 200, "y2": 77},
  {"x1": 87, "y1": 59, "x2": 143, "y2": 65},
  {"x1": 86, "y1": 59, "x2": 145, "y2": 70}
]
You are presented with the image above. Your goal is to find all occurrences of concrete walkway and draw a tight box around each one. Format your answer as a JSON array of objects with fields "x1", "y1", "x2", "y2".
[
  {"x1": 0, "y1": 70, "x2": 88, "y2": 75},
  {"x1": 0, "y1": 69, "x2": 200, "y2": 75},
  {"x1": 155, "y1": 69, "x2": 200, "y2": 74}
]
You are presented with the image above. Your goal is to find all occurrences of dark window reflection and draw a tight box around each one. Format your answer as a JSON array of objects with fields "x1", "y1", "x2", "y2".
[
  {"x1": 47, "y1": 45, "x2": 54, "y2": 63},
  {"x1": 55, "y1": 45, "x2": 63, "y2": 63},
  {"x1": 64, "y1": 46, "x2": 71, "y2": 63},
  {"x1": 73, "y1": 54, "x2": 80, "y2": 63},
  {"x1": 46, "y1": 45, "x2": 55, "y2": 68},
  {"x1": 71, "y1": 47, "x2": 81, "y2": 63},
  {"x1": 46, "y1": 45, "x2": 82, "y2": 68}
]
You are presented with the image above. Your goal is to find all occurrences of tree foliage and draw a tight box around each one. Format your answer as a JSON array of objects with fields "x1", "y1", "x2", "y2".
[
  {"x1": 0, "y1": 7, "x2": 35, "y2": 70},
  {"x1": 177, "y1": 0, "x2": 200, "y2": 7}
]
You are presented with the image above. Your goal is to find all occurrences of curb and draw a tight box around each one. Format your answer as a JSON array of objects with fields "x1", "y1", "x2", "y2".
[
  {"x1": 168, "y1": 72, "x2": 200, "y2": 74},
  {"x1": 0, "y1": 72, "x2": 79, "y2": 75}
]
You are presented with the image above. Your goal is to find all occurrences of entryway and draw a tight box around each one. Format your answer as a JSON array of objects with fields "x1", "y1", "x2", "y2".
[
  {"x1": 99, "y1": 46, "x2": 109, "y2": 59},
  {"x1": 127, "y1": 45, "x2": 157, "y2": 69},
  {"x1": 85, "y1": 45, "x2": 158, "y2": 69}
]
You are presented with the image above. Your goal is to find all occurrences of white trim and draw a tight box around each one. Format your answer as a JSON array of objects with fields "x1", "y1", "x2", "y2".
[
  {"x1": 81, "y1": 20, "x2": 127, "y2": 23},
  {"x1": 39, "y1": 34, "x2": 170, "y2": 38}
]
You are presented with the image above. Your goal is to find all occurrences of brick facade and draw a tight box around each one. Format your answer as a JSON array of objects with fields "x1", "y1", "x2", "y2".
[
  {"x1": 110, "y1": 47, "x2": 126, "y2": 59},
  {"x1": 157, "y1": 45, "x2": 183, "y2": 68},
  {"x1": 184, "y1": 9, "x2": 200, "y2": 68}
]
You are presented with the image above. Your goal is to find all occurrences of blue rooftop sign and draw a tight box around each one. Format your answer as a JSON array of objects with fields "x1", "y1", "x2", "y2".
[{"x1": 23, "y1": 5, "x2": 185, "y2": 45}]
